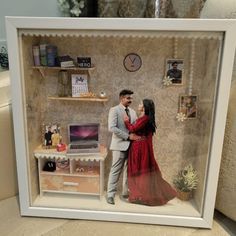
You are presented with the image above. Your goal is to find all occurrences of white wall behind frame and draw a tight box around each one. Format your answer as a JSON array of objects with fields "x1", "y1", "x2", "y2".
[
  {"x1": 201, "y1": 0, "x2": 236, "y2": 18},
  {"x1": 0, "y1": 0, "x2": 59, "y2": 42}
]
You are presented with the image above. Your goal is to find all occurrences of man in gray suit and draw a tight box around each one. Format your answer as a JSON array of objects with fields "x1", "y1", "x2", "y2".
[{"x1": 107, "y1": 89, "x2": 140, "y2": 204}]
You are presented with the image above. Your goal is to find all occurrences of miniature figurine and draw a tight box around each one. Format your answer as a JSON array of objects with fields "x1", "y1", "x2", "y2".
[
  {"x1": 124, "y1": 99, "x2": 177, "y2": 206},
  {"x1": 106, "y1": 89, "x2": 139, "y2": 205},
  {"x1": 44, "y1": 126, "x2": 53, "y2": 148},
  {"x1": 51, "y1": 129, "x2": 61, "y2": 147}
]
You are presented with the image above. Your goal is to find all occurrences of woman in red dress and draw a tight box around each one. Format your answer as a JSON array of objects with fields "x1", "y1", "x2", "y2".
[{"x1": 124, "y1": 99, "x2": 176, "y2": 206}]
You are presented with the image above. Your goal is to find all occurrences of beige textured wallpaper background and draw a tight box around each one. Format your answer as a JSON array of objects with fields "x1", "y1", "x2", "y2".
[{"x1": 21, "y1": 32, "x2": 221, "y2": 212}]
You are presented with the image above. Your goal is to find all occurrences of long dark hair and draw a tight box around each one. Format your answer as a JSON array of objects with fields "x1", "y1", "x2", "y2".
[{"x1": 143, "y1": 99, "x2": 157, "y2": 134}]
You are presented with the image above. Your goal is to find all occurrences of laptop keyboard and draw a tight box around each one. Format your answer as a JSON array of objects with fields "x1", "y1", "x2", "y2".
[{"x1": 70, "y1": 144, "x2": 98, "y2": 149}]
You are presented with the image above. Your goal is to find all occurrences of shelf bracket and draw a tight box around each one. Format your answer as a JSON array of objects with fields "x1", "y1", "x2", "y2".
[{"x1": 38, "y1": 68, "x2": 46, "y2": 78}]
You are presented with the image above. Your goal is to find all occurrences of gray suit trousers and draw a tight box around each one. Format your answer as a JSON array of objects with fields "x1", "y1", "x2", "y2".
[{"x1": 107, "y1": 150, "x2": 128, "y2": 198}]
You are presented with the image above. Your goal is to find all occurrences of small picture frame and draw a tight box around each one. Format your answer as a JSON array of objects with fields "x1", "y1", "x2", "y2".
[
  {"x1": 42, "y1": 123, "x2": 61, "y2": 148},
  {"x1": 165, "y1": 59, "x2": 184, "y2": 85},
  {"x1": 179, "y1": 95, "x2": 197, "y2": 119},
  {"x1": 77, "y1": 57, "x2": 91, "y2": 68}
]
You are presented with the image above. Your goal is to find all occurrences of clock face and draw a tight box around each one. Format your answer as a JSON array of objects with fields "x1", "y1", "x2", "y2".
[{"x1": 123, "y1": 53, "x2": 142, "y2": 72}]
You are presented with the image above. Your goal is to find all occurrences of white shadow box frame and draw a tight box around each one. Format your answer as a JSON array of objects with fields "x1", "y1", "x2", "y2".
[{"x1": 6, "y1": 17, "x2": 236, "y2": 228}]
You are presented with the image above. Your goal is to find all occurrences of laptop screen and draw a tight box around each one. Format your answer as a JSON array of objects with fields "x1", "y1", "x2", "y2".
[{"x1": 69, "y1": 123, "x2": 99, "y2": 143}]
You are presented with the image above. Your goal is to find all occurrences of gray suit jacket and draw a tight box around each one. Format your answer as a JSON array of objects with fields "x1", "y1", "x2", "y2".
[{"x1": 108, "y1": 104, "x2": 137, "y2": 151}]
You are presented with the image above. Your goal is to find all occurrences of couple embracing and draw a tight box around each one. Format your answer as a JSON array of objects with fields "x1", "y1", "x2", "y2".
[{"x1": 107, "y1": 89, "x2": 176, "y2": 206}]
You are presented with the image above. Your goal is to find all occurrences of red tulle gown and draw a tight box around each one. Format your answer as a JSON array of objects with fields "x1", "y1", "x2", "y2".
[{"x1": 125, "y1": 115, "x2": 176, "y2": 206}]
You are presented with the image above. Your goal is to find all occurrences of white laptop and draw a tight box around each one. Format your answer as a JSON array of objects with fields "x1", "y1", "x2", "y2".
[{"x1": 67, "y1": 123, "x2": 100, "y2": 153}]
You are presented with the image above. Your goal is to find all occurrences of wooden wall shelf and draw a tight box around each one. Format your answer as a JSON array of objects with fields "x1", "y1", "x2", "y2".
[
  {"x1": 32, "y1": 66, "x2": 95, "y2": 78},
  {"x1": 48, "y1": 96, "x2": 108, "y2": 102}
]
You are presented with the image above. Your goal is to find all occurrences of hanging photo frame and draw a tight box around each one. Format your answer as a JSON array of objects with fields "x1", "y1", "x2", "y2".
[
  {"x1": 165, "y1": 59, "x2": 184, "y2": 85},
  {"x1": 176, "y1": 38, "x2": 196, "y2": 121},
  {"x1": 179, "y1": 95, "x2": 198, "y2": 119}
]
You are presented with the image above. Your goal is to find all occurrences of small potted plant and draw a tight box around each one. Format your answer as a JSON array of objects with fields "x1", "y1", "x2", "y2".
[
  {"x1": 173, "y1": 164, "x2": 198, "y2": 201},
  {"x1": 57, "y1": 0, "x2": 97, "y2": 17}
]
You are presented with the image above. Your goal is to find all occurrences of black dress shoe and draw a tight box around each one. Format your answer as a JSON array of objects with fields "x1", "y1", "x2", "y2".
[
  {"x1": 107, "y1": 197, "x2": 115, "y2": 205},
  {"x1": 122, "y1": 194, "x2": 129, "y2": 199}
]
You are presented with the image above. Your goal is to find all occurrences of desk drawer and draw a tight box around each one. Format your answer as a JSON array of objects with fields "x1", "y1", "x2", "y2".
[{"x1": 41, "y1": 175, "x2": 99, "y2": 193}]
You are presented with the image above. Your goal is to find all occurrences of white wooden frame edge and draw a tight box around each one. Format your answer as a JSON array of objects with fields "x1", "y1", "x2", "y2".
[{"x1": 5, "y1": 17, "x2": 236, "y2": 228}]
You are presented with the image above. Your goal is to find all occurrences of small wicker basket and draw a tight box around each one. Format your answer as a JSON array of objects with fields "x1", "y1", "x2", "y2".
[{"x1": 177, "y1": 189, "x2": 193, "y2": 201}]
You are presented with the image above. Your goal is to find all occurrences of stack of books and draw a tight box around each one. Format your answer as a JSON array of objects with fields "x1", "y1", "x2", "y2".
[
  {"x1": 32, "y1": 44, "x2": 77, "y2": 68},
  {"x1": 32, "y1": 44, "x2": 58, "y2": 67},
  {"x1": 57, "y1": 55, "x2": 75, "y2": 68}
]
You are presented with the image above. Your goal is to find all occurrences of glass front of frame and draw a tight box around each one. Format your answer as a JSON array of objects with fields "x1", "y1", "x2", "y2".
[{"x1": 19, "y1": 28, "x2": 223, "y2": 221}]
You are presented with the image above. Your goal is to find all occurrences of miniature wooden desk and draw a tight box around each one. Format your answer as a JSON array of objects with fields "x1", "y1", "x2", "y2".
[{"x1": 34, "y1": 145, "x2": 107, "y2": 199}]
